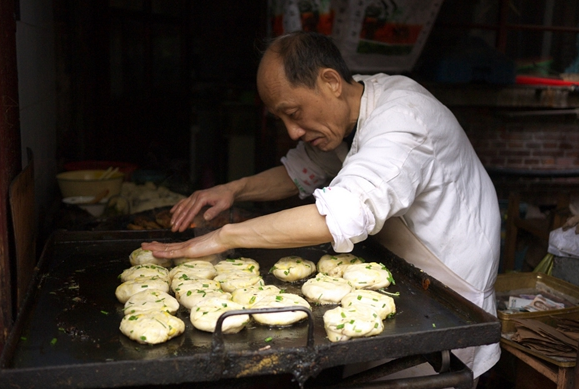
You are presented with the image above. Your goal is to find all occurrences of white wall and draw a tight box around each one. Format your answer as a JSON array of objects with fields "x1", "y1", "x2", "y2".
[{"x1": 15, "y1": 0, "x2": 57, "y2": 233}]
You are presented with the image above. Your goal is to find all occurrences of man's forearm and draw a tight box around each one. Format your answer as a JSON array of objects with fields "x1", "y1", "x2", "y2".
[
  {"x1": 218, "y1": 204, "x2": 332, "y2": 249},
  {"x1": 227, "y1": 165, "x2": 299, "y2": 202}
]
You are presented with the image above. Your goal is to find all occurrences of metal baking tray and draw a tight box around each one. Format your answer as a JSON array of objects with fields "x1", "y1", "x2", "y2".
[
  {"x1": 0, "y1": 230, "x2": 500, "y2": 388},
  {"x1": 495, "y1": 272, "x2": 579, "y2": 333}
]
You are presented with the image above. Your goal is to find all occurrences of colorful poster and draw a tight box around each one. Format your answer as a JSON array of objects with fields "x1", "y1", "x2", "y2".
[
  {"x1": 332, "y1": 0, "x2": 443, "y2": 72},
  {"x1": 269, "y1": 0, "x2": 336, "y2": 37},
  {"x1": 269, "y1": 0, "x2": 444, "y2": 73}
]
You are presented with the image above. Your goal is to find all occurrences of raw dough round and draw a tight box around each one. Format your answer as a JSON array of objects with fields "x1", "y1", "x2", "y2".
[
  {"x1": 120, "y1": 310, "x2": 185, "y2": 344},
  {"x1": 120, "y1": 264, "x2": 170, "y2": 283},
  {"x1": 341, "y1": 262, "x2": 394, "y2": 290},
  {"x1": 172, "y1": 279, "x2": 221, "y2": 298},
  {"x1": 214, "y1": 257, "x2": 260, "y2": 275},
  {"x1": 169, "y1": 260, "x2": 217, "y2": 281},
  {"x1": 323, "y1": 305, "x2": 384, "y2": 342},
  {"x1": 123, "y1": 289, "x2": 179, "y2": 316},
  {"x1": 129, "y1": 248, "x2": 172, "y2": 268},
  {"x1": 214, "y1": 272, "x2": 263, "y2": 293},
  {"x1": 270, "y1": 256, "x2": 316, "y2": 282},
  {"x1": 231, "y1": 284, "x2": 281, "y2": 307},
  {"x1": 190, "y1": 297, "x2": 249, "y2": 334},
  {"x1": 251, "y1": 293, "x2": 311, "y2": 326},
  {"x1": 173, "y1": 254, "x2": 220, "y2": 266},
  {"x1": 317, "y1": 254, "x2": 365, "y2": 276},
  {"x1": 116, "y1": 276, "x2": 170, "y2": 304},
  {"x1": 178, "y1": 288, "x2": 232, "y2": 311},
  {"x1": 301, "y1": 273, "x2": 354, "y2": 305},
  {"x1": 341, "y1": 290, "x2": 396, "y2": 320}
]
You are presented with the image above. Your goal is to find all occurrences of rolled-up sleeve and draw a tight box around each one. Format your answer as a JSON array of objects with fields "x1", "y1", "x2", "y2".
[{"x1": 313, "y1": 186, "x2": 376, "y2": 252}]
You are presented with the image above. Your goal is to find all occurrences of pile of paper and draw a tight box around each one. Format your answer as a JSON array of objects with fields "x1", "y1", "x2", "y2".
[
  {"x1": 501, "y1": 293, "x2": 570, "y2": 314},
  {"x1": 511, "y1": 318, "x2": 579, "y2": 359}
]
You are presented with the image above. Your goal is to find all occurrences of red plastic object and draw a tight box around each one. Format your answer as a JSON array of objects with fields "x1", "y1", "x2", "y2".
[
  {"x1": 516, "y1": 75, "x2": 579, "y2": 87},
  {"x1": 63, "y1": 161, "x2": 138, "y2": 181}
]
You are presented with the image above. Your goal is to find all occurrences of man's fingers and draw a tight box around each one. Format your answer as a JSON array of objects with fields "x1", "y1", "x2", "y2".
[
  {"x1": 170, "y1": 199, "x2": 184, "y2": 214},
  {"x1": 203, "y1": 207, "x2": 217, "y2": 221},
  {"x1": 151, "y1": 248, "x2": 182, "y2": 259},
  {"x1": 171, "y1": 197, "x2": 194, "y2": 225},
  {"x1": 172, "y1": 209, "x2": 195, "y2": 232},
  {"x1": 142, "y1": 242, "x2": 186, "y2": 259}
]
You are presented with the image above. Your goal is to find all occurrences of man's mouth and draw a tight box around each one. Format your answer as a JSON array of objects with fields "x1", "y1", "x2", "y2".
[{"x1": 306, "y1": 137, "x2": 321, "y2": 146}]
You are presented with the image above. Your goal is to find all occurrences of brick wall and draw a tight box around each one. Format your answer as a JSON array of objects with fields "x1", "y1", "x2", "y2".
[
  {"x1": 462, "y1": 109, "x2": 579, "y2": 170},
  {"x1": 454, "y1": 108, "x2": 579, "y2": 204}
]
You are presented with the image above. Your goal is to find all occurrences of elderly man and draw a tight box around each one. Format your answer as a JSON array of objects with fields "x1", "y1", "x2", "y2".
[{"x1": 143, "y1": 31, "x2": 501, "y2": 382}]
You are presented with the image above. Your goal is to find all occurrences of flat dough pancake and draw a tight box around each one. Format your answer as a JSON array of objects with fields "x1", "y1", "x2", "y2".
[
  {"x1": 341, "y1": 290, "x2": 396, "y2": 320},
  {"x1": 317, "y1": 254, "x2": 365, "y2": 276},
  {"x1": 169, "y1": 260, "x2": 217, "y2": 281},
  {"x1": 251, "y1": 293, "x2": 311, "y2": 326},
  {"x1": 323, "y1": 306, "x2": 384, "y2": 342},
  {"x1": 190, "y1": 297, "x2": 249, "y2": 334},
  {"x1": 231, "y1": 284, "x2": 281, "y2": 307},
  {"x1": 120, "y1": 264, "x2": 170, "y2": 283},
  {"x1": 129, "y1": 248, "x2": 173, "y2": 268},
  {"x1": 116, "y1": 276, "x2": 170, "y2": 304},
  {"x1": 214, "y1": 272, "x2": 263, "y2": 293},
  {"x1": 301, "y1": 273, "x2": 354, "y2": 305},
  {"x1": 173, "y1": 279, "x2": 221, "y2": 298},
  {"x1": 341, "y1": 262, "x2": 394, "y2": 290},
  {"x1": 173, "y1": 254, "x2": 220, "y2": 266},
  {"x1": 214, "y1": 257, "x2": 260, "y2": 275},
  {"x1": 270, "y1": 256, "x2": 316, "y2": 282},
  {"x1": 120, "y1": 310, "x2": 185, "y2": 344},
  {"x1": 123, "y1": 289, "x2": 179, "y2": 316},
  {"x1": 178, "y1": 288, "x2": 232, "y2": 311}
]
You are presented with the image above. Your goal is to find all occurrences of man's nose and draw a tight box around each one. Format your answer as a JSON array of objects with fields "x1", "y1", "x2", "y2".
[{"x1": 286, "y1": 121, "x2": 305, "y2": 141}]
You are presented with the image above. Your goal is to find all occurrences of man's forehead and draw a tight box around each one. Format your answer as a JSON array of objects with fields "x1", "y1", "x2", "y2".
[{"x1": 258, "y1": 50, "x2": 283, "y2": 78}]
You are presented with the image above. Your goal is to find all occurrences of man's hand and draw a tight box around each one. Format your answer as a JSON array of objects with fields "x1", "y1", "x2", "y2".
[
  {"x1": 142, "y1": 228, "x2": 227, "y2": 259},
  {"x1": 562, "y1": 214, "x2": 579, "y2": 234},
  {"x1": 170, "y1": 185, "x2": 235, "y2": 232}
]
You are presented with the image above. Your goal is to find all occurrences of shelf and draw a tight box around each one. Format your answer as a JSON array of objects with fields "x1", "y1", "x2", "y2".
[{"x1": 424, "y1": 82, "x2": 579, "y2": 109}]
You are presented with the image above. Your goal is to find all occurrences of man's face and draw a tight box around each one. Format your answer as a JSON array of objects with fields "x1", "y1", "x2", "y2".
[{"x1": 257, "y1": 53, "x2": 349, "y2": 152}]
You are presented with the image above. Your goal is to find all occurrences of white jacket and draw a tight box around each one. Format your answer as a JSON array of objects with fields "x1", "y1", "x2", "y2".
[{"x1": 281, "y1": 73, "x2": 501, "y2": 378}]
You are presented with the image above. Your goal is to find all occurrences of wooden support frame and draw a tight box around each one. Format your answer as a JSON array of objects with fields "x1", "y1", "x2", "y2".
[
  {"x1": 0, "y1": 0, "x2": 22, "y2": 353},
  {"x1": 502, "y1": 340, "x2": 575, "y2": 389}
]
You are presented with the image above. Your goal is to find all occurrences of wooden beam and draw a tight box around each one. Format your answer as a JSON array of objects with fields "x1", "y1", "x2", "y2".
[{"x1": 0, "y1": 0, "x2": 22, "y2": 353}]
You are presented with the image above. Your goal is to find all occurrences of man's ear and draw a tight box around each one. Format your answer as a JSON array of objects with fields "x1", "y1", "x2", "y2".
[{"x1": 319, "y1": 68, "x2": 342, "y2": 97}]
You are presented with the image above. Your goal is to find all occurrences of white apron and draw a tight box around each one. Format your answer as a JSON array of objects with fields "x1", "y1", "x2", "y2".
[{"x1": 373, "y1": 217, "x2": 498, "y2": 376}]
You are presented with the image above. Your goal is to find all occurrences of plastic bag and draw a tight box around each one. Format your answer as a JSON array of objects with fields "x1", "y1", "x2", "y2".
[
  {"x1": 548, "y1": 227, "x2": 579, "y2": 258},
  {"x1": 533, "y1": 253, "x2": 553, "y2": 275}
]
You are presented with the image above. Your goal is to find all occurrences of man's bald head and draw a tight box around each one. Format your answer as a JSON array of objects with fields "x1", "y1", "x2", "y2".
[{"x1": 261, "y1": 31, "x2": 354, "y2": 89}]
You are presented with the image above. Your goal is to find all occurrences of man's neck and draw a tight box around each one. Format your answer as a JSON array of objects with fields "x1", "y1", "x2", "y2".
[{"x1": 343, "y1": 80, "x2": 364, "y2": 139}]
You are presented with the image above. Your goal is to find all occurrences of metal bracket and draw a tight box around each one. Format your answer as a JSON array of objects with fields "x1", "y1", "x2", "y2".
[
  {"x1": 322, "y1": 350, "x2": 473, "y2": 389},
  {"x1": 424, "y1": 350, "x2": 451, "y2": 373},
  {"x1": 210, "y1": 306, "x2": 316, "y2": 386}
]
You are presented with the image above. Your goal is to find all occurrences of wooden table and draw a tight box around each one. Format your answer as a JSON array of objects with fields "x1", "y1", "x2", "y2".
[{"x1": 501, "y1": 339, "x2": 575, "y2": 389}]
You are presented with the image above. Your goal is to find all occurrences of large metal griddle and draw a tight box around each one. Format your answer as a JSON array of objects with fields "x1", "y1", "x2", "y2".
[{"x1": 0, "y1": 229, "x2": 500, "y2": 388}]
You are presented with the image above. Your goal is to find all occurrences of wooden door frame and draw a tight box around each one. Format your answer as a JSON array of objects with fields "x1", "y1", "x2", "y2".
[{"x1": 0, "y1": 0, "x2": 22, "y2": 352}]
